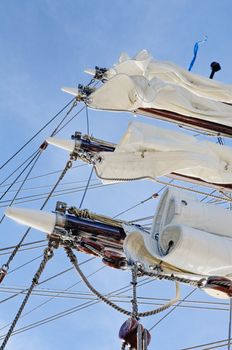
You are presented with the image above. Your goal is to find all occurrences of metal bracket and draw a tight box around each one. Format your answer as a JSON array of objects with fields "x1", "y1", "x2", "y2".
[
  {"x1": 78, "y1": 84, "x2": 95, "y2": 100},
  {"x1": 94, "y1": 66, "x2": 108, "y2": 81},
  {"x1": 55, "y1": 201, "x2": 68, "y2": 214}
]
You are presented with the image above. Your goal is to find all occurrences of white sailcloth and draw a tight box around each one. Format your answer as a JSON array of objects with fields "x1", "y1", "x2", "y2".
[
  {"x1": 94, "y1": 121, "x2": 232, "y2": 184},
  {"x1": 123, "y1": 188, "x2": 232, "y2": 276},
  {"x1": 89, "y1": 49, "x2": 232, "y2": 103},
  {"x1": 151, "y1": 188, "x2": 232, "y2": 237},
  {"x1": 85, "y1": 74, "x2": 232, "y2": 127}
]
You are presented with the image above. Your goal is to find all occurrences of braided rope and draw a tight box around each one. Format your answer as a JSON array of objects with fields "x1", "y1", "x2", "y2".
[
  {"x1": 138, "y1": 267, "x2": 200, "y2": 287},
  {"x1": 64, "y1": 246, "x2": 180, "y2": 318},
  {"x1": 0, "y1": 245, "x2": 54, "y2": 349}
]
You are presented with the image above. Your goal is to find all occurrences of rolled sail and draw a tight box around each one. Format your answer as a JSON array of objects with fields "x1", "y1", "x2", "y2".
[
  {"x1": 123, "y1": 188, "x2": 232, "y2": 276},
  {"x1": 151, "y1": 187, "x2": 232, "y2": 238},
  {"x1": 63, "y1": 50, "x2": 232, "y2": 135},
  {"x1": 123, "y1": 224, "x2": 232, "y2": 276},
  {"x1": 95, "y1": 121, "x2": 232, "y2": 185},
  {"x1": 156, "y1": 225, "x2": 232, "y2": 276},
  {"x1": 99, "y1": 50, "x2": 232, "y2": 103},
  {"x1": 86, "y1": 74, "x2": 232, "y2": 131}
]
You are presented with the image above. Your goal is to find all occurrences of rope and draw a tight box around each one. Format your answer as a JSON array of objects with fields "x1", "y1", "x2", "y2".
[
  {"x1": 0, "y1": 150, "x2": 41, "y2": 202},
  {"x1": 0, "y1": 150, "x2": 42, "y2": 224},
  {"x1": 131, "y1": 265, "x2": 138, "y2": 318},
  {"x1": 156, "y1": 179, "x2": 232, "y2": 203},
  {"x1": 137, "y1": 267, "x2": 199, "y2": 286},
  {"x1": 0, "y1": 164, "x2": 86, "y2": 189},
  {"x1": 228, "y1": 298, "x2": 232, "y2": 350},
  {"x1": 0, "y1": 262, "x2": 102, "y2": 334},
  {"x1": 0, "y1": 244, "x2": 54, "y2": 350},
  {"x1": 0, "y1": 239, "x2": 46, "y2": 253},
  {"x1": 79, "y1": 167, "x2": 94, "y2": 208},
  {"x1": 0, "y1": 98, "x2": 75, "y2": 171},
  {"x1": 179, "y1": 337, "x2": 232, "y2": 350},
  {"x1": 0, "y1": 279, "x2": 152, "y2": 339},
  {"x1": 149, "y1": 288, "x2": 196, "y2": 332},
  {"x1": 0, "y1": 181, "x2": 109, "y2": 208},
  {"x1": 68, "y1": 206, "x2": 125, "y2": 228},
  {"x1": 64, "y1": 246, "x2": 180, "y2": 318},
  {"x1": 0, "y1": 150, "x2": 39, "y2": 186},
  {"x1": 0, "y1": 96, "x2": 78, "y2": 210},
  {"x1": 0, "y1": 157, "x2": 73, "y2": 277},
  {"x1": 113, "y1": 193, "x2": 158, "y2": 219},
  {"x1": 52, "y1": 105, "x2": 86, "y2": 135}
]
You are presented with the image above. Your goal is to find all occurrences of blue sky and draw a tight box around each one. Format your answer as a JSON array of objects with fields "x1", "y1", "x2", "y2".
[{"x1": 1, "y1": 1, "x2": 232, "y2": 349}]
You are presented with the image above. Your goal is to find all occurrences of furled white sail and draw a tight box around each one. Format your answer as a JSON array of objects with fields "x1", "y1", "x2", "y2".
[
  {"x1": 87, "y1": 49, "x2": 232, "y2": 103},
  {"x1": 123, "y1": 188, "x2": 232, "y2": 277},
  {"x1": 94, "y1": 121, "x2": 232, "y2": 184},
  {"x1": 85, "y1": 74, "x2": 232, "y2": 127},
  {"x1": 151, "y1": 188, "x2": 232, "y2": 237}
]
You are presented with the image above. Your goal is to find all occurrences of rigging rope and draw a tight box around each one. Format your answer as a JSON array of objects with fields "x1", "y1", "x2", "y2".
[
  {"x1": 149, "y1": 289, "x2": 197, "y2": 332},
  {"x1": 228, "y1": 298, "x2": 232, "y2": 350},
  {"x1": 179, "y1": 337, "x2": 232, "y2": 350},
  {"x1": 64, "y1": 246, "x2": 180, "y2": 318},
  {"x1": 0, "y1": 157, "x2": 73, "y2": 281},
  {"x1": 0, "y1": 98, "x2": 75, "y2": 171},
  {"x1": 0, "y1": 164, "x2": 86, "y2": 189},
  {"x1": 79, "y1": 167, "x2": 94, "y2": 208},
  {"x1": 0, "y1": 279, "x2": 153, "y2": 339},
  {"x1": 0, "y1": 181, "x2": 114, "y2": 208},
  {"x1": 0, "y1": 240, "x2": 47, "y2": 253},
  {"x1": 156, "y1": 179, "x2": 232, "y2": 202},
  {"x1": 0, "y1": 244, "x2": 54, "y2": 350},
  {"x1": 52, "y1": 105, "x2": 86, "y2": 135},
  {"x1": 0, "y1": 178, "x2": 95, "y2": 194},
  {"x1": 0, "y1": 150, "x2": 39, "y2": 187},
  {"x1": 0, "y1": 244, "x2": 47, "y2": 257},
  {"x1": 0, "y1": 263, "x2": 103, "y2": 334},
  {"x1": 0, "y1": 258, "x2": 93, "y2": 307},
  {"x1": 0, "y1": 150, "x2": 41, "y2": 202},
  {"x1": 113, "y1": 193, "x2": 158, "y2": 219},
  {"x1": 0, "y1": 150, "x2": 42, "y2": 225}
]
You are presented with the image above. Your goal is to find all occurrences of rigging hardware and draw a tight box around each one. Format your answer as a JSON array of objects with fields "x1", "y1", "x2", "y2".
[
  {"x1": 210, "y1": 61, "x2": 221, "y2": 79},
  {"x1": 94, "y1": 66, "x2": 108, "y2": 81}
]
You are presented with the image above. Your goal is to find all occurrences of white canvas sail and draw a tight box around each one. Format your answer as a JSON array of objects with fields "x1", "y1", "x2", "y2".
[
  {"x1": 62, "y1": 50, "x2": 232, "y2": 135},
  {"x1": 151, "y1": 188, "x2": 232, "y2": 237},
  {"x1": 85, "y1": 74, "x2": 232, "y2": 128},
  {"x1": 87, "y1": 49, "x2": 232, "y2": 103},
  {"x1": 94, "y1": 121, "x2": 232, "y2": 184},
  {"x1": 123, "y1": 188, "x2": 232, "y2": 277}
]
